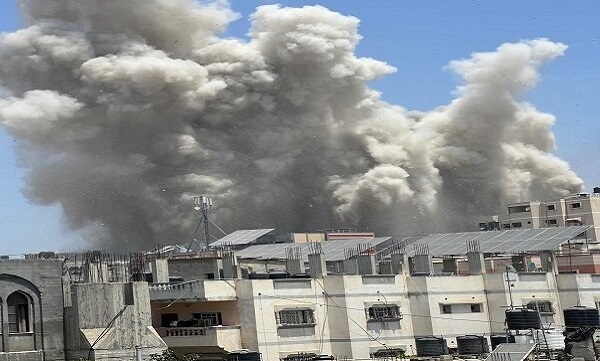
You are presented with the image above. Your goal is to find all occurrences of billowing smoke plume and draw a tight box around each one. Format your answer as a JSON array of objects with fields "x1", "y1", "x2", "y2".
[{"x1": 0, "y1": 1, "x2": 583, "y2": 249}]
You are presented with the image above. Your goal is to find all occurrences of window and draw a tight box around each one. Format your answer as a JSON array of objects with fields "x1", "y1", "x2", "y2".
[
  {"x1": 470, "y1": 304, "x2": 482, "y2": 313},
  {"x1": 526, "y1": 300, "x2": 553, "y2": 314},
  {"x1": 276, "y1": 309, "x2": 315, "y2": 326},
  {"x1": 441, "y1": 305, "x2": 452, "y2": 314},
  {"x1": 511, "y1": 222, "x2": 522, "y2": 228},
  {"x1": 367, "y1": 304, "x2": 401, "y2": 321},
  {"x1": 7, "y1": 292, "x2": 30, "y2": 333},
  {"x1": 547, "y1": 219, "x2": 557, "y2": 225},
  {"x1": 571, "y1": 202, "x2": 581, "y2": 209},
  {"x1": 192, "y1": 312, "x2": 222, "y2": 326},
  {"x1": 547, "y1": 204, "x2": 556, "y2": 211},
  {"x1": 509, "y1": 205, "x2": 531, "y2": 213}
]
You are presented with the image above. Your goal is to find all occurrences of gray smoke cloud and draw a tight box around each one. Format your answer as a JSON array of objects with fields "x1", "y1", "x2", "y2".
[{"x1": 0, "y1": 1, "x2": 583, "y2": 250}]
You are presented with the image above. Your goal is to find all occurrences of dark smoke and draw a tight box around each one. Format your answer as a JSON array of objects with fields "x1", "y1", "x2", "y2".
[{"x1": 0, "y1": 1, "x2": 583, "y2": 249}]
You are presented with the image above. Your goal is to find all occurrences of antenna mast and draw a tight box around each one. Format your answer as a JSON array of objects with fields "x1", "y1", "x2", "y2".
[{"x1": 193, "y1": 195, "x2": 213, "y2": 250}]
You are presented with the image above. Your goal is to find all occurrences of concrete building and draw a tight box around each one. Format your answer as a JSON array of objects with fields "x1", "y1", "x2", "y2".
[
  {"x1": 146, "y1": 226, "x2": 600, "y2": 361},
  {"x1": 0, "y1": 254, "x2": 166, "y2": 361},
  {"x1": 493, "y1": 191, "x2": 600, "y2": 242},
  {"x1": 148, "y1": 258, "x2": 600, "y2": 360},
  {"x1": 0, "y1": 259, "x2": 65, "y2": 361},
  {"x1": 64, "y1": 282, "x2": 166, "y2": 361},
  {"x1": 5, "y1": 225, "x2": 600, "y2": 361}
]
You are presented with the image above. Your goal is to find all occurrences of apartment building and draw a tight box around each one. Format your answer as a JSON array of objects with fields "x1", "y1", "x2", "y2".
[
  {"x1": 147, "y1": 226, "x2": 600, "y2": 361},
  {"x1": 149, "y1": 261, "x2": 600, "y2": 360},
  {"x1": 485, "y1": 189, "x2": 600, "y2": 242}
]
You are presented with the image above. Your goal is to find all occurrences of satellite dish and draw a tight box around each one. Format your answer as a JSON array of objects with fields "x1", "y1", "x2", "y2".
[
  {"x1": 194, "y1": 206, "x2": 201, "y2": 211},
  {"x1": 525, "y1": 207, "x2": 531, "y2": 212}
]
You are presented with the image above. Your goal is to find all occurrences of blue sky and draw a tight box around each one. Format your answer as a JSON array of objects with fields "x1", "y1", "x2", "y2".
[{"x1": 0, "y1": 1, "x2": 599, "y2": 254}]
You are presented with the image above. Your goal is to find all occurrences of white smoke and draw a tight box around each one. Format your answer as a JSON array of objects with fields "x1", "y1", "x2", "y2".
[{"x1": 0, "y1": 1, "x2": 583, "y2": 249}]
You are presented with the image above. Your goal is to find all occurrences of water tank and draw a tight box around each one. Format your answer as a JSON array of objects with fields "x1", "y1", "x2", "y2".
[
  {"x1": 505, "y1": 309, "x2": 541, "y2": 330},
  {"x1": 268, "y1": 271, "x2": 289, "y2": 279},
  {"x1": 248, "y1": 271, "x2": 269, "y2": 279},
  {"x1": 457, "y1": 335, "x2": 489, "y2": 355},
  {"x1": 563, "y1": 306, "x2": 600, "y2": 328},
  {"x1": 490, "y1": 334, "x2": 515, "y2": 350},
  {"x1": 415, "y1": 336, "x2": 448, "y2": 357}
]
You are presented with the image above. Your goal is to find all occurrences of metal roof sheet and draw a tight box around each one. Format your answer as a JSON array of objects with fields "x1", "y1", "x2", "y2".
[
  {"x1": 235, "y1": 237, "x2": 392, "y2": 262},
  {"x1": 210, "y1": 228, "x2": 275, "y2": 247},
  {"x1": 486, "y1": 343, "x2": 536, "y2": 361},
  {"x1": 406, "y1": 226, "x2": 591, "y2": 257}
]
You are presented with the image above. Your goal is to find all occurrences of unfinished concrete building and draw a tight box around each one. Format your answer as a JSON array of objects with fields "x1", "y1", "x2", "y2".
[{"x1": 0, "y1": 253, "x2": 166, "y2": 361}]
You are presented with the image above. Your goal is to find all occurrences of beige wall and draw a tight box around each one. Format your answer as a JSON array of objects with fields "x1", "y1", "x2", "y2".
[
  {"x1": 149, "y1": 263, "x2": 600, "y2": 361},
  {"x1": 290, "y1": 233, "x2": 326, "y2": 243},
  {"x1": 499, "y1": 195, "x2": 600, "y2": 241}
]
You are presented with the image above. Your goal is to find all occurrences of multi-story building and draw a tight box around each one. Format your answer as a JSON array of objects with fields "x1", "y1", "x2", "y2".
[
  {"x1": 147, "y1": 225, "x2": 600, "y2": 361},
  {"x1": 5, "y1": 224, "x2": 600, "y2": 361},
  {"x1": 486, "y1": 189, "x2": 600, "y2": 242},
  {"x1": 0, "y1": 259, "x2": 65, "y2": 360},
  {"x1": 0, "y1": 255, "x2": 166, "y2": 361}
]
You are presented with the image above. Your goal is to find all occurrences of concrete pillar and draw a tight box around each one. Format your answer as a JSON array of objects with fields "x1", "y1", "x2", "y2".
[
  {"x1": 540, "y1": 251, "x2": 558, "y2": 274},
  {"x1": 308, "y1": 253, "x2": 327, "y2": 278},
  {"x1": 442, "y1": 258, "x2": 458, "y2": 274},
  {"x1": 467, "y1": 252, "x2": 486, "y2": 275},
  {"x1": 285, "y1": 259, "x2": 304, "y2": 275},
  {"x1": 390, "y1": 253, "x2": 409, "y2": 275},
  {"x1": 343, "y1": 258, "x2": 359, "y2": 275},
  {"x1": 357, "y1": 254, "x2": 376, "y2": 275},
  {"x1": 412, "y1": 254, "x2": 433, "y2": 275},
  {"x1": 222, "y1": 254, "x2": 241, "y2": 279},
  {"x1": 151, "y1": 259, "x2": 169, "y2": 283}
]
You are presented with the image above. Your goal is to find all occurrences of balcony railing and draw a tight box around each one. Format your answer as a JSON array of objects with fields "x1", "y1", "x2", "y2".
[
  {"x1": 163, "y1": 327, "x2": 207, "y2": 337},
  {"x1": 149, "y1": 279, "x2": 237, "y2": 301},
  {"x1": 156, "y1": 326, "x2": 242, "y2": 351}
]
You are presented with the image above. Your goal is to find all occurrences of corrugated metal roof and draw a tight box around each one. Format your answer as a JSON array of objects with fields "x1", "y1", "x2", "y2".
[
  {"x1": 236, "y1": 237, "x2": 392, "y2": 262},
  {"x1": 406, "y1": 226, "x2": 591, "y2": 257},
  {"x1": 486, "y1": 343, "x2": 535, "y2": 361},
  {"x1": 210, "y1": 228, "x2": 275, "y2": 247}
]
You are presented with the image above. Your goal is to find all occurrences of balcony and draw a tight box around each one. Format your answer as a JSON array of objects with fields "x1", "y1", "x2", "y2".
[
  {"x1": 149, "y1": 279, "x2": 237, "y2": 301},
  {"x1": 156, "y1": 326, "x2": 242, "y2": 351}
]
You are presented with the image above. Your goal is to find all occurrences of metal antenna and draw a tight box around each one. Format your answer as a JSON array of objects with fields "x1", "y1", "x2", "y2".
[{"x1": 190, "y1": 195, "x2": 213, "y2": 251}]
